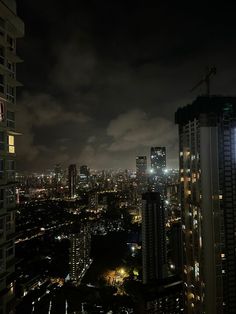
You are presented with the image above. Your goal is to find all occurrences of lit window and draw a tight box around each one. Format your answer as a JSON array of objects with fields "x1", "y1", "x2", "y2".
[
  {"x1": 219, "y1": 195, "x2": 223, "y2": 200},
  {"x1": 8, "y1": 135, "x2": 15, "y2": 153}
]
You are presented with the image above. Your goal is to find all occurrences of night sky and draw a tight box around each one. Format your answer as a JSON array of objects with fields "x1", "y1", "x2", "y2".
[{"x1": 16, "y1": 0, "x2": 236, "y2": 171}]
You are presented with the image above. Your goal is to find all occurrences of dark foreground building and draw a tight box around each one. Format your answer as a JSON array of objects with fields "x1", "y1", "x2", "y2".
[
  {"x1": 132, "y1": 276, "x2": 183, "y2": 314},
  {"x1": 0, "y1": 1, "x2": 24, "y2": 313},
  {"x1": 142, "y1": 192, "x2": 166, "y2": 284},
  {"x1": 176, "y1": 96, "x2": 236, "y2": 313}
]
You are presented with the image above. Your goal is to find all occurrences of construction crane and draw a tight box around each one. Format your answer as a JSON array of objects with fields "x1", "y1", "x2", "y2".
[{"x1": 190, "y1": 66, "x2": 216, "y2": 96}]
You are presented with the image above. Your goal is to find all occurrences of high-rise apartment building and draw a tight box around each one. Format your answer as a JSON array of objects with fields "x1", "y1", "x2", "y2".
[
  {"x1": 69, "y1": 225, "x2": 91, "y2": 285},
  {"x1": 136, "y1": 156, "x2": 147, "y2": 194},
  {"x1": 142, "y1": 192, "x2": 166, "y2": 284},
  {"x1": 0, "y1": 1, "x2": 24, "y2": 313},
  {"x1": 175, "y1": 96, "x2": 236, "y2": 313},
  {"x1": 150, "y1": 147, "x2": 166, "y2": 175},
  {"x1": 68, "y1": 164, "x2": 77, "y2": 198},
  {"x1": 149, "y1": 147, "x2": 166, "y2": 193}
]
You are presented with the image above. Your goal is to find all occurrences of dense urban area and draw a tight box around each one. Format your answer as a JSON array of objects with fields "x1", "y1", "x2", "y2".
[
  {"x1": 14, "y1": 160, "x2": 182, "y2": 313},
  {"x1": 1, "y1": 1, "x2": 236, "y2": 314}
]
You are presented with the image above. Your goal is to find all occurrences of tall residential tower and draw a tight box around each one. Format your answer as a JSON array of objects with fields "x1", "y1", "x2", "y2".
[
  {"x1": 0, "y1": 1, "x2": 24, "y2": 313},
  {"x1": 176, "y1": 96, "x2": 236, "y2": 313},
  {"x1": 68, "y1": 164, "x2": 77, "y2": 198},
  {"x1": 142, "y1": 192, "x2": 166, "y2": 284},
  {"x1": 150, "y1": 147, "x2": 166, "y2": 175},
  {"x1": 136, "y1": 156, "x2": 147, "y2": 194}
]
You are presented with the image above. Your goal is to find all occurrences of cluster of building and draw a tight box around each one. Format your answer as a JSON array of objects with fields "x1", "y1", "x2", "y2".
[
  {"x1": 139, "y1": 97, "x2": 236, "y2": 313},
  {"x1": 1, "y1": 1, "x2": 236, "y2": 314}
]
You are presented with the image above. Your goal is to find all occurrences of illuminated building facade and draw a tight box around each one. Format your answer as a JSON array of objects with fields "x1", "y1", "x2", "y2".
[
  {"x1": 0, "y1": 1, "x2": 24, "y2": 313},
  {"x1": 80, "y1": 165, "x2": 90, "y2": 180},
  {"x1": 168, "y1": 221, "x2": 183, "y2": 276},
  {"x1": 142, "y1": 192, "x2": 166, "y2": 284},
  {"x1": 150, "y1": 147, "x2": 166, "y2": 175},
  {"x1": 69, "y1": 225, "x2": 91, "y2": 285},
  {"x1": 68, "y1": 164, "x2": 77, "y2": 198},
  {"x1": 150, "y1": 147, "x2": 166, "y2": 193},
  {"x1": 175, "y1": 96, "x2": 236, "y2": 313},
  {"x1": 136, "y1": 156, "x2": 147, "y2": 194}
]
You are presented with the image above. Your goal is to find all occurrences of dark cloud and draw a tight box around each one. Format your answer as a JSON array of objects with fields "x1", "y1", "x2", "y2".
[{"x1": 16, "y1": 0, "x2": 236, "y2": 171}]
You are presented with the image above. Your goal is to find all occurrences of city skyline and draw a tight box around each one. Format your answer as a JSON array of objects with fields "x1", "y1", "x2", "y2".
[
  {"x1": 14, "y1": 1, "x2": 236, "y2": 171},
  {"x1": 4, "y1": 1, "x2": 236, "y2": 313}
]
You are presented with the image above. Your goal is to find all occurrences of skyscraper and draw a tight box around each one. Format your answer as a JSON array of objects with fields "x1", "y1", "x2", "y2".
[
  {"x1": 136, "y1": 156, "x2": 147, "y2": 193},
  {"x1": 150, "y1": 147, "x2": 166, "y2": 175},
  {"x1": 80, "y1": 165, "x2": 90, "y2": 176},
  {"x1": 0, "y1": 1, "x2": 24, "y2": 313},
  {"x1": 175, "y1": 96, "x2": 236, "y2": 313},
  {"x1": 68, "y1": 164, "x2": 77, "y2": 198},
  {"x1": 69, "y1": 225, "x2": 91, "y2": 285},
  {"x1": 142, "y1": 192, "x2": 166, "y2": 284},
  {"x1": 79, "y1": 165, "x2": 90, "y2": 183},
  {"x1": 149, "y1": 147, "x2": 166, "y2": 193}
]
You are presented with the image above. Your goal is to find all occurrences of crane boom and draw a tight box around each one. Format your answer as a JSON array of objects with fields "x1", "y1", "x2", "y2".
[{"x1": 191, "y1": 66, "x2": 216, "y2": 96}]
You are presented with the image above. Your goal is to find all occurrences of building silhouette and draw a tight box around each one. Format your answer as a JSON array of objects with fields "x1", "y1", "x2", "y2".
[
  {"x1": 175, "y1": 96, "x2": 236, "y2": 313},
  {"x1": 142, "y1": 192, "x2": 166, "y2": 284},
  {"x1": 79, "y1": 165, "x2": 90, "y2": 183},
  {"x1": 68, "y1": 164, "x2": 77, "y2": 198},
  {"x1": 168, "y1": 221, "x2": 183, "y2": 276},
  {"x1": 0, "y1": 1, "x2": 24, "y2": 313},
  {"x1": 136, "y1": 156, "x2": 147, "y2": 194}
]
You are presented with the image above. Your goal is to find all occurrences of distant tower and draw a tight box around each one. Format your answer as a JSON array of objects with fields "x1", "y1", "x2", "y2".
[
  {"x1": 150, "y1": 147, "x2": 166, "y2": 175},
  {"x1": 80, "y1": 165, "x2": 90, "y2": 183},
  {"x1": 68, "y1": 164, "x2": 77, "y2": 198},
  {"x1": 142, "y1": 192, "x2": 166, "y2": 284},
  {"x1": 150, "y1": 147, "x2": 166, "y2": 193},
  {"x1": 136, "y1": 156, "x2": 147, "y2": 194},
  {"x1": 54, "y1": 163, "x2": 63, "y2": 184}
]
